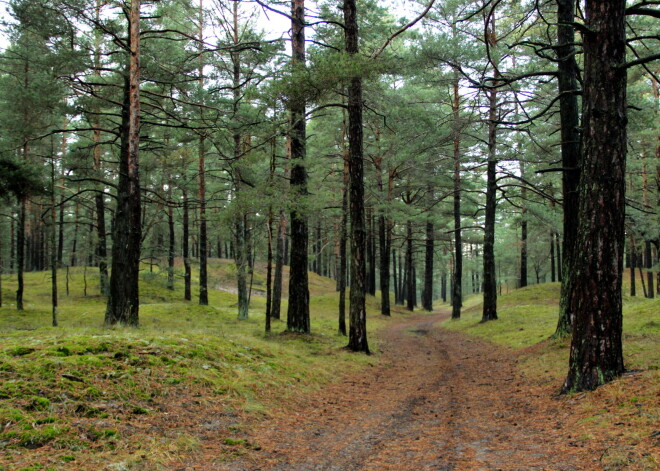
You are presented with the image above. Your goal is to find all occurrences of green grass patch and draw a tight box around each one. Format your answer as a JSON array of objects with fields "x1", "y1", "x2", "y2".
[
  {"x1": 442, "y1": 282, "x2": 659, "y2": 470},
  {"x1": 0, "y1": 263, "x2": 392, "y2": 470}
]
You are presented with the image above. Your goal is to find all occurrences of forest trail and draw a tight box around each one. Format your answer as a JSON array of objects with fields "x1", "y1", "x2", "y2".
[{"x1": 200, "y1": 311, "x2": 601, "y2": 470}]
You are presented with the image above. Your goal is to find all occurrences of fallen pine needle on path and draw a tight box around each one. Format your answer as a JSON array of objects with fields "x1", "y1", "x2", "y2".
[{"x1": 195, "y1": 310, "x2": 602, "y2": 470}]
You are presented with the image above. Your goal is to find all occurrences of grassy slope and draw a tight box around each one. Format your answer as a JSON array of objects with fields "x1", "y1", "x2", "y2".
[
  {"x1": 441, "y1": 281, "x2": 659, "y2": 470},
  {"x1": 0, "y1": 260, "x2": 396, "y2": 470}
]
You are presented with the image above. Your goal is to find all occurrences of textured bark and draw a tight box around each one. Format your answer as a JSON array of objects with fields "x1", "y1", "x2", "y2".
[
  {"x1": 555, "y1": 0, "x2": 582, "y2": 337},
  {"x1": 105, "y1": 0, "x2": 141, "y2": 326},
  {"x1": 345, "y1": 0, "x2": 368, "y2": 353},
  {"x1": 563, "y1": 0, "x2": 626, "y2": 392},
  {"x1": 422, "y1": 220, "x2": 434, "y2": 311},
  {"x1": 287, "y1": 0, "x2": 310, "y2": 333}
]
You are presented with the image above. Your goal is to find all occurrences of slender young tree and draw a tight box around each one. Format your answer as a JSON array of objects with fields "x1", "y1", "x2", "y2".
[{"x1": 197, "y1": 0, "x2": 209, "y2": 306}]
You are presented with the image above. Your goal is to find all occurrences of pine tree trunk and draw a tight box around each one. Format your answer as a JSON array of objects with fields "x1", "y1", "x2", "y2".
[
  {"x1": 406, "y1": 220, "x2": 414, "y2": 312},
  {"x1": 422, "y1": 220, "x2": 433, "y2": 311},
  {"x1": 379, "y1": 215, "x2": 390, "y2": 315},
  {"x1": 441, "y1": 270, "x2": 447, "y2": 303},
  {"x1": 630, "y1": 237, "x2": 636, "y2": 296},
  {"x1": 550, "y1": 232, "x2": 556, "y2": 282},
  {"x1": 482, "y1": 78, "x2": 498, "y2": 323},
  {"x1": 563, "y1": 0, "x2": 626, "y2": 392},
  {"x1": 392, "y1": 248, "x2": 399, "y2": 305},
  {"x1": 555, "y1": 0, "x2": 582, "y2": 337},
  {"x1": 520, "y1": 215, "x2": 528, "y2": 288},
  {"x1": 167, "y1": 198, "x2": 175, "y2": 291},
  {"x1": 338, "y1": 154, "x2": 349, "y2": 334},
  {"x1": 50, "y1": 158, "x2": 58, "y2": 326},
  {"x1": 183, "y1": 189, "x2": 191, "y2": 301},
  {"x1": 16, "y1": 199, "x2": 25, "y2": 310},
  {"x1": 287, "y1": 0, "x2": 310, "y2": 333},
  {"x1": 266, "y1": 212, "x2": 273, "y2": 332},
  {"x1": 92, "y1": 3, "x2": 109, "y2": 297},
  {"x1": 645, "y1": 241, "x2": 655, "y2": 298},
  {"x1": 105, "y1": 0, "x2": 141, "y2": 326},
  {"x1": 451, "y1": 67, "x2": 462, "y2": 319},
  {"x1": 198, "y1": 134, "x2": 208, "y2": 306},
  {"x1": 271, "y1": 211, "x2": 285, "y2": 320},
  {"x1": 345, "y1": 0, "x2": 368, "y2": 353}
]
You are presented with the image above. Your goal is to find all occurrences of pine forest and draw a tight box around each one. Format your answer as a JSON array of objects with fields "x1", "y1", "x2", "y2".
[{"x1": 0, "y1": 0, "x2": 658, "y2": 469}]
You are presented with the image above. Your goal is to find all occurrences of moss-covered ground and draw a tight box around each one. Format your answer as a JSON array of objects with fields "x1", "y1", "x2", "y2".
[{"x1": 0, "y1": 260, "x2": 395, "y2": 470}]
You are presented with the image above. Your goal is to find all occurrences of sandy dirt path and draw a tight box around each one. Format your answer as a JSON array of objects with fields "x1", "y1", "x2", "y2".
[{"x1": 198, "y1": 311, "x2": 600, "y2": 470}]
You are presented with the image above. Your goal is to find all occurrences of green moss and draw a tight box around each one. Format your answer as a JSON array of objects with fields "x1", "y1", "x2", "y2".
[{"x1": 0, "y1": 265, "x2": 389, "y2": 469}]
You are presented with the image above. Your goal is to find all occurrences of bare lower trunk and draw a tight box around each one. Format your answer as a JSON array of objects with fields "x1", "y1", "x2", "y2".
[
  {"x1": 183, "y1": 190, "x2": 191, "y2": 301},
  {"x1": 271, "y1": 212, "x2": 285, "y2": 320},
  {"x1": 555, "y1": 0, "x2": 582, "y2": 337},
  {"x1": 422, "y1": 220, "x2": 433, "y2": 311},
  {"x1": 106, "y1": 2, "x2": 141, "y2": 326},
  {"x1": 345, "y1": 0, "x2": 368, "y2": 353},
  {"x1": 563, "y1": 0, "x2": 626, "y2": 392},
  {"x1": 286, "y1": 0, "x2": 310, "y2": 333}
]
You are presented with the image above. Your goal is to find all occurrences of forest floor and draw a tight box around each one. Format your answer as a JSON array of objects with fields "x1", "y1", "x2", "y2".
[{"x1": 186, "y1": 310, "x2": 615, "y2": 471}]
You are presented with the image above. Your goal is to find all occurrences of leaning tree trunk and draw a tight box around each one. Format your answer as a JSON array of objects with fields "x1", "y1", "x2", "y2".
[
  {"x1": 286, "y1": 0, "x2": 310, "y2": 333},
  {"x1": 105, "y1": 0, "x2": 141, "y2": 326},
  {"x1": 554, "y1": 0, "x2": 582, "y2": 337},
  {"x1": 563, "y1": 0, "x2": 626, "y2": 393},
  {"x1": 345, "y1": 0, "x2": 368, "y2": 353}
]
